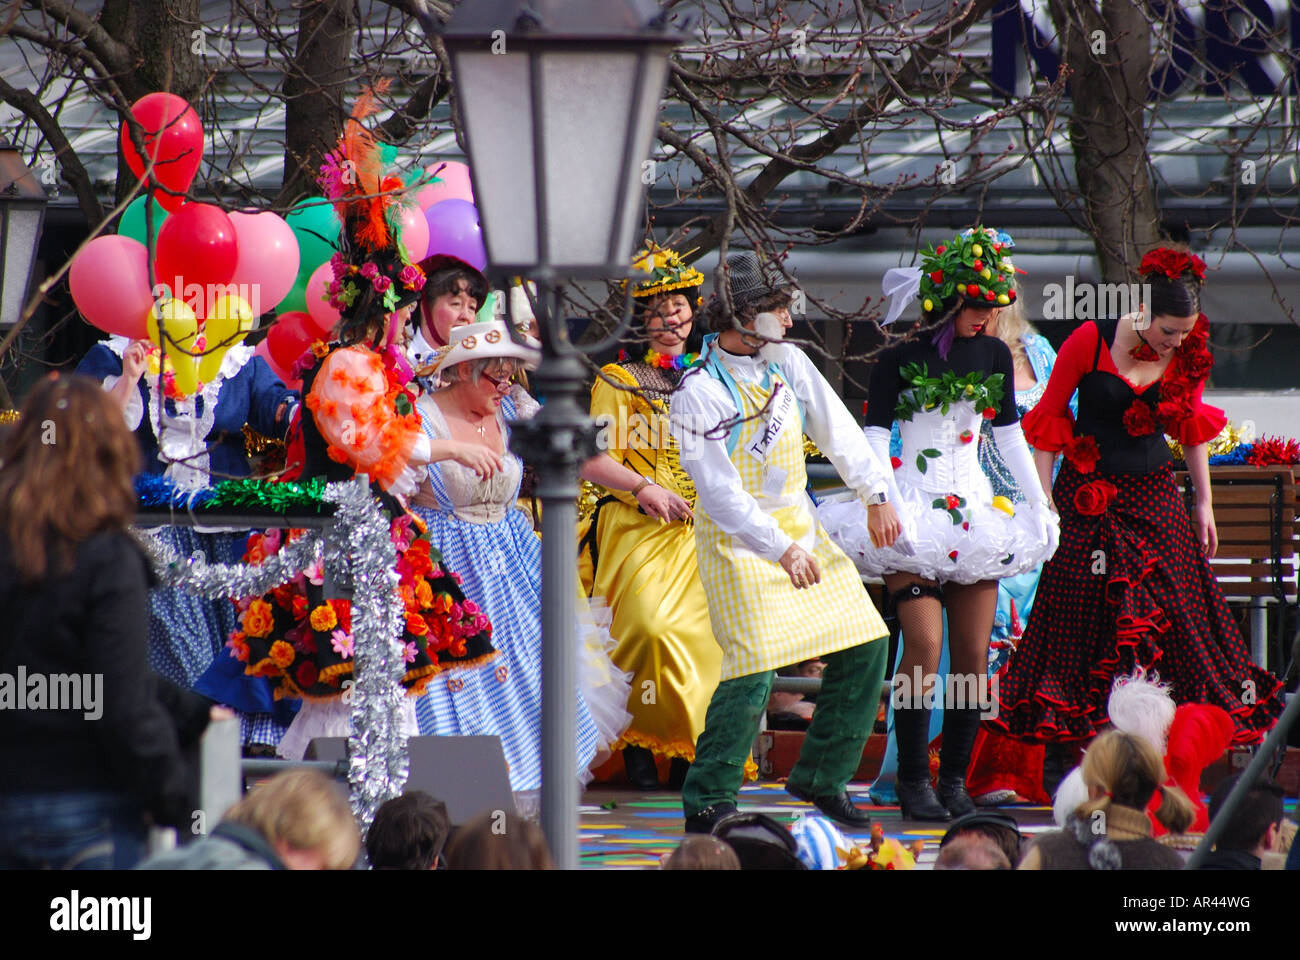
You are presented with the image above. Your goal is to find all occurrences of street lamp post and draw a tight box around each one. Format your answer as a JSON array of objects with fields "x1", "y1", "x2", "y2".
[
  {"x1": 0, "y1": 138, "x2": 50, "y2": 408},
  {"x1": 442, "y1": 0, "x2": 679, "y2": 868}
]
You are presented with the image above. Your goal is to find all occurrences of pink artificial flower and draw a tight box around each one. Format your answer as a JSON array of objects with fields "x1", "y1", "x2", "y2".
[
  {"x1": 373, "y1": 275, "x2": 392, "y2": 294},
  {"x1": 262, "y1": 528, "x2": 282, "y2": 553},
  {"x1": 330, "y1": 629, "x2": 354, "y2": 658},
  {"x1": 234, "y1": 595, "x2": 254, "y2": 613},
  {"x1": 462, "y1": 599, "x2": 479, "y2": 616},
  {"x1": 306, "y1": 560, "x2": 325, "y2": 586},
  {"x1": 399, "y1": 265, "x2": 425, "y2": 291},
  {"x1": 402, "y1": 641, "x2": 419, "y2": 664},
  {"x1": 471, "y1": 613, "x2": 489, "y2": 632},
  {"x1": 360, "y1": 263, "x2": 380, "y2": 280},
  {"x1": 329, "y1": 252, "x2": 347, "y2": 280}
]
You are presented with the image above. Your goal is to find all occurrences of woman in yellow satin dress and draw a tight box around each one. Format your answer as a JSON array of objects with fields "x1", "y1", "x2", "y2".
[{"x1": 578, "y1": 246, "x2": 727, "y2": 790}]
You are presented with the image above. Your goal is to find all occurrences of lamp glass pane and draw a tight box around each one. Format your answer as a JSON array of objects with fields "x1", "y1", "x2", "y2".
[
  {"x1": 452, "y1": 51, "x2": 538, "y2": 269},
  {"x1": 1, "y1": 207, "x2": 40, "y2": 326},
  {"x1": 538, "y1": 50, "x2": 637, "y2": 268},
  {"x1": 612, "y1": 50, "x2": 671, "y2": 266}
]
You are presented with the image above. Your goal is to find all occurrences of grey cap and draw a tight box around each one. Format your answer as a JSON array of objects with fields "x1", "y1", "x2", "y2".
[{"x1": 723, "y1": 251, "x2": 789, "y2": 311}]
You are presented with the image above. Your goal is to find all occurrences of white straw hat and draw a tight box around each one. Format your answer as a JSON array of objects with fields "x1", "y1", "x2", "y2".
[{"x1": 432, "y1": 319, "x2": 541, "y2": 373}]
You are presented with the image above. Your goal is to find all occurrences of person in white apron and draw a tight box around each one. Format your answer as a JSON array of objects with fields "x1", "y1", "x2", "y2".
[{"x1": 670, "y1": 251, "x2": 901, "y2": 832}]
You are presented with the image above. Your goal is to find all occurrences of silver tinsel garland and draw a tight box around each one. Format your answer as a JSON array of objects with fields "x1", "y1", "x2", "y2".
[
  {"x1": 136, "y1": 476, "x2": 411, "y2": 830},
  {"x1": 323, "y1": 478, "x2": 410, "y2": 828},
  {"x1": 137, "y1": 527, "x2": 324, "y2": 598}
]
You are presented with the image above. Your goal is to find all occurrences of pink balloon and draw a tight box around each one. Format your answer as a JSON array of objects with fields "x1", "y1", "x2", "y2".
[
  {"x1": 305, "y1": 262, "x2": 340, "y2": 336},
  {"x1": 395, "y1": 204, "x2": 429, "y2": 262},
  {"x1": 69, "y1": 235, "x2": 155, "y2": 339},
  {"x1": 415, "y1": 160, "x2": 474, "y2": 211},
  {"x1": 228, "y1": 211, "x2": 300, "y2": 313},
  {"x1": 424, "y1": 199, "x2": 487, "y2": 272}
]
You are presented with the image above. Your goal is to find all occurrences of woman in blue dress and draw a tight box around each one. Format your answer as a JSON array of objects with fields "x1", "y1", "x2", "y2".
[
  {"x1": 410, "y1": 319, "x2": 629, "y2": 808},
  {"x1": 77, "y1": 335, "x2": 299, "y2": 747}
]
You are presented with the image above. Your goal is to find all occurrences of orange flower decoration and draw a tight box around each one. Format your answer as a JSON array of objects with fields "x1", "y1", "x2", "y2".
[
  {"x1": 309, "y1": 603, "x2": 338, "y2": 632},
  {"x1": 241, "y1": 599, "x2": 275, "y2": 639},
  {"x1": 330, "y1": 599, "x2": 352, "y2": 633},
  {"x1": 270, "y1": 640, "x2": 295, "y2": 669},
  {"x1": 432, "y1": 593, "x2": 453, "y2": 615},
  {"x1": 414, "y1": 576, "x2": 433, "y2": 609},
  {"x1": 406, "y1": 614, "x2": 429, "y2": 636}
]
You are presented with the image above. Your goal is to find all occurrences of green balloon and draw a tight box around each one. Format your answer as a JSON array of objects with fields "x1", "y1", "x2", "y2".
[
  {"x1": 286, "y1": 197, "x2": 341, "y2": 279},
  {"x1": 277, "y1": 274, "x2": 310, "y2": 316},
  {"x1": 117, "y1": 196, "x2": 169, "y2": 249}
]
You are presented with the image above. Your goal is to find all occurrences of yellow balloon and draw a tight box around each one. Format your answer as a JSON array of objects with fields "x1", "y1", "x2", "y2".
[
  {"x1": 992, "y1": 495, "x2": 1015, "y2": 517},
  {"x1": 147, "y1": 298, "x2": 199, "y2": 396},
  {"x1": 199, "y1": 295, "x2": 255, "y2": 383}
]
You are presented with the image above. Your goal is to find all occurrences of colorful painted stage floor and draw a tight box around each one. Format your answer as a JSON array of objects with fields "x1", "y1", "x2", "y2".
[{"x1": 578, "y1": 780, "x2": 1060, "y2": 870}]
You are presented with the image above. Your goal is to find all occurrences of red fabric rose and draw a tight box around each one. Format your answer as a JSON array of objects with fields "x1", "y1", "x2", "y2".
[
  {"x1": 1073, "y1": 479, "x2": 1118, "y2": 516},
  {"x1": 945, "y1": 494, "x2": 960, "y2": 509},
  {"x1": 1139, "y1": 248, "x2": 1207, "y2": 281},
  {"x1": 890, "y1": 456, "x2": 902, "y2": 470},
  {"x1": 1179, "y1": 349, "x2": 1213, "y2": 384},
  {"x1": 296, "y1": 661, "x2": 318, "y2": 688},
  {"x1": 1063, "y1": 434, "x2": 1101, "y2": 474},
  {"x1": 1160, "y1": 377, "x2": 1189, "y2": 404},
  {"x1": 1122, "y1": 400, "x2": 1157, "y2": 437}
]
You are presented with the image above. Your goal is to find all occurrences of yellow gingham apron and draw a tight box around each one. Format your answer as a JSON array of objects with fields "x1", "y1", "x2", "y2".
[{"x1": 694, "y1": 370, "x2": 887, "y2": 680}]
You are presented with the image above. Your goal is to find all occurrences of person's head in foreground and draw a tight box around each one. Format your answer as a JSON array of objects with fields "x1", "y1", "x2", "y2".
[
  {"x1": 940, "y1": 810, "x2": 1024, "y2": 866},
  {"x1": 661, "y1": 835, "x2": 740, "y2": 870},
  {"x1": 226, "y1": 769, "x2": 360, "y2": 870},
  {"x1": 366, "y1": 791, "x2": 452, "y2": 870},
  {"x1": 934, "y1": 834, "x2": 1011, "y2": 870},
  {"x1": 1207, "y1": 773, "x2": 1285, "y2": 861},
  {"x1": 444, "y1": 811, "x2": 554, "y2": 870}
]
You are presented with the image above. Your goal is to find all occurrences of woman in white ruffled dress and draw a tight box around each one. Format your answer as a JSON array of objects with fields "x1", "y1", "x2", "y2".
[{"x1": 819, "y1": 227, "x2": 1059, "y2": 821}]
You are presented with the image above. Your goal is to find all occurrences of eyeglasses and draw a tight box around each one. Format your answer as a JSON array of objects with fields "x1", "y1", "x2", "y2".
[{"x1": 480, "y1": 362, "x2": 516, "y2": 388}]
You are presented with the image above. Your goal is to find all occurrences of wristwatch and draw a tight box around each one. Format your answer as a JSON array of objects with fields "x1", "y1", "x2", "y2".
[{"x1": 863, "y1": 491, "x2": 888, "y2": 506}]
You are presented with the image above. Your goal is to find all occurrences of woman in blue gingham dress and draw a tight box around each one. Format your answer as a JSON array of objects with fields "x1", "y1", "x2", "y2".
[{"x1": 410, "y1": 363, "x2": 626, "y2": 797}]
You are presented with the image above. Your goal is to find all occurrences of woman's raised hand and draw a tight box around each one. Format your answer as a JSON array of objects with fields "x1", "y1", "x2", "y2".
[
  {"x1": 453, "y1": 441, "x2": 503, "y2": 480},
  {"x1": 121, "y1": 340, "x2": 150, "y2": 383}
]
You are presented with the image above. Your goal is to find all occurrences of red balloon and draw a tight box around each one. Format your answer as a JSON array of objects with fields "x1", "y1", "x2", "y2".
[
  {"x1": 266, "y1": 311, "x2": 315, "y2": 372},
  {"x1": 120, "y1": 93, "x2": 204, "y2": 213},
  {"x1": 281, "y1": 307, "x2": 330, "y2": 341},
  {"x1": 153, "y1": 203, "x2": 239, "y2": 311}
]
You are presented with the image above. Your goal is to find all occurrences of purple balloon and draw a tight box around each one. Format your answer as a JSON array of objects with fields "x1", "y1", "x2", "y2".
[{"x1": 423, "y1": 199, "x2": 487, "y2": 271}]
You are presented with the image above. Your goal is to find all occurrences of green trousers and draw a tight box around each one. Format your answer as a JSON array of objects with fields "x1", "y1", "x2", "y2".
[{"x1": 682, "y1": 637, "x2": 888, "y2": 817}]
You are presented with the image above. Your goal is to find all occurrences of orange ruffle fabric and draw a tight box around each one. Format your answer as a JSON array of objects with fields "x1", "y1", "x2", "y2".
[{"x1": 306, "y1": 346, "x2": 421, "y2": 491}]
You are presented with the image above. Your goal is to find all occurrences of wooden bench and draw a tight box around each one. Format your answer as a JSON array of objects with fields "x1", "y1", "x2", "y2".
[{"x1": 1176, "y1": 466, "x2": 1299, "y2": 673}]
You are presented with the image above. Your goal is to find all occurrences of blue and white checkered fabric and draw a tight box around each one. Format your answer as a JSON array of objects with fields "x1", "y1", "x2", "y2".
[{"x1": 791, "y1": 814, "x2": 848, "y2": 870}]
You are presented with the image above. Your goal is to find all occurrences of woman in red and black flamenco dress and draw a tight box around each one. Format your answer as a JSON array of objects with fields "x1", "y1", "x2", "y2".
[{"x1": 989, "y1": 248, "x2": 1284, "y2": 758}]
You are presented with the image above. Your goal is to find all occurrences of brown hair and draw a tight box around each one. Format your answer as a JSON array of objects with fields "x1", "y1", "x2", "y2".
[
  {"x1": 444, "y1": 811, "x2": 554, "y2": 870},
  {"x1": 225, "y1": 769, "x2": 360, "y2": 869},
  {"x1": 662, "y1": 835, "x2": 741, "y2": 870},
  {"x1": 1077, "y1": 730, "x2": 1195, "y2": 834},
  {"x1": 0, "y1": 375, "x2": 140, "y2": 582}
]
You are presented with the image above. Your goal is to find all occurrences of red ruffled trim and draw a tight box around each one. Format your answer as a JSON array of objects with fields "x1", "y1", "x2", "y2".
[
  {"x1": 1021, "y1": 404, "x2": 1075, "y2": 452},
  {"x1": 989, "y1": 520, "x2": 1167, "y2": 743},
  {"x1": 1171, "y1": 401, "x2": 1226, "y2": 447}
]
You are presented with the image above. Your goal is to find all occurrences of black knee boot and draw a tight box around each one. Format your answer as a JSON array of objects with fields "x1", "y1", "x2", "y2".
[
  {"x1": 936, "y1": 707, "x2": 981, "y2": 818},
  {"x1": 894, "y1": 705, "x2": 949, "y2": 821},
  {"x1": 1042, "y1": 741, "x2": 1068, "y2": 799}
]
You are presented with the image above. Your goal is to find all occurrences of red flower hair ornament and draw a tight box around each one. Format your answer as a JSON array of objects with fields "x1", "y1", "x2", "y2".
[{"x1": 1139, "y1": 248, "x2": 1207, "y2": 283}]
